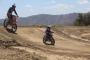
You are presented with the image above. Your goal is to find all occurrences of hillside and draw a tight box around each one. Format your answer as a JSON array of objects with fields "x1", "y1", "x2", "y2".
[
  {"x1": 0, "y1": 13, "x2": 78, "y2": 26},
  {"x1": 18, "y1": 13, "x2": 78, "y2": 26},
  {"x1": 0, "y1": 26, "x2": 90, "y2": 60}
]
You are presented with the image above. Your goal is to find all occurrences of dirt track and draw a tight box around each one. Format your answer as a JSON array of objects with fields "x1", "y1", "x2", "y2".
[
  {"x1": 0, "y1": 26, "x2": 90, "y2": 60},
  {"x1": 16, "y1": 27, "x2": 90, "y2": 60}
]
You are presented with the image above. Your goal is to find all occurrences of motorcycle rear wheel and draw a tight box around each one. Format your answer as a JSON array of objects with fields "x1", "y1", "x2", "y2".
[{"x1": 3, "y1": 19, "x2": 8, "y2": 28}]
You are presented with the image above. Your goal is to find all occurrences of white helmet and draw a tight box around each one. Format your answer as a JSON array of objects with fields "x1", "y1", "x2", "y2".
[{"x1": 12, "y1": 3, "x2": 16, "y2": 7}]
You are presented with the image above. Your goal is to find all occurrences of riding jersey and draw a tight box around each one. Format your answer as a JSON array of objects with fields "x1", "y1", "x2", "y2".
[
  {"x1": 7, "y1": 7, "x2": 18, "y2": 16},
  {"x1": 45, "y1": 30, "x2": 52, "y2": 36},
  {"x1": 8, "y1": 7, "x2": 15, "y2": 14}
]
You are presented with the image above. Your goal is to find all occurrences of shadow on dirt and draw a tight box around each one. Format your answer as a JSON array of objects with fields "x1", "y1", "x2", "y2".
[{"x1": 0, "y1": 39, "x2": 21, "y2": 48}]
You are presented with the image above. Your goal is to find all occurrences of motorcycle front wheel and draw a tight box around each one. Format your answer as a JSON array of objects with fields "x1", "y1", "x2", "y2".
[
  {"x1": 43, "y1": 36, "x2": 48, "y2": 45},
  {"x1": 43, "y1": 36, "x2": 55, "y2": 45}
]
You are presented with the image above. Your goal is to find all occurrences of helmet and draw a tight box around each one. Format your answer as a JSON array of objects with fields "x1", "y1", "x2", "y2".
[
  {"x1": 47, "y1": 26, "x2": 51, "y2": 29},
  {"x1": 47, "y1": 25, "x2": 52, "y2": 28},
  {"x1": 12, "y1": 4, "x2": 16, "y2": 7}
]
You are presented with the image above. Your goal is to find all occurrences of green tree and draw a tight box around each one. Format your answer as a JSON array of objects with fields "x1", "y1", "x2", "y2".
[
  {"x1": 74, "y1": 13, "x2": 90, "y2": 26},
  {"x1": 74, "y1": 13, "x2": 84, "y2": 26}
]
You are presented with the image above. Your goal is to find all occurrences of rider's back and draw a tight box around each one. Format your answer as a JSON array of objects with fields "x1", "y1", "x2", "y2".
[{"x1": 8, "y1": 7, "x2": 14, "y2": 14}]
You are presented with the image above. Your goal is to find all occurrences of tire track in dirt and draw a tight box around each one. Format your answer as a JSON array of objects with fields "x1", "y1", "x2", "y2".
[
  {"x1": 0, "y1": 26, "x2": 90, "y2": 60},
  {"x1": 17, "y1": 27, "x2": 90, "y2": 57}
]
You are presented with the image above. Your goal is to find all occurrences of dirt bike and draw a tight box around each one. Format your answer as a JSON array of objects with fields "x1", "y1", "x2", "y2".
[
  {"x1": 43, "y1": 32, "x2": 55, "y2": 45},
  {"x1": 3, "y1": 15, "x2": 17, "y2": 33}
]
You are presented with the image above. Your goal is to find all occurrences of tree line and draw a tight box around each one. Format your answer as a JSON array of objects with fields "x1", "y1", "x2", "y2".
[{"x1": 74, "y1": 12, "x2": 90, "y2": 26}]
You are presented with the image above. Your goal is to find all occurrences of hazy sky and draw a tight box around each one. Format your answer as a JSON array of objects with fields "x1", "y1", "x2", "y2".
[{"x1": 0, "y1": 0, "x2": 90, "y2": 18}]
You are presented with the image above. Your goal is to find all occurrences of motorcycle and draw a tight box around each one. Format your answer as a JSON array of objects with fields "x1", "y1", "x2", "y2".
[
  {"x1": 43, "y1": 32, "x2": 55, "y2": 45},
  {"x1": 3, "y1": 15, "x2": 17, "y2": 33}
]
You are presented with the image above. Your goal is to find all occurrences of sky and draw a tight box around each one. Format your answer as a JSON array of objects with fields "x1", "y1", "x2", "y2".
[{"x1": 0, "y1": 0, "x2": 90, "y2": 18}]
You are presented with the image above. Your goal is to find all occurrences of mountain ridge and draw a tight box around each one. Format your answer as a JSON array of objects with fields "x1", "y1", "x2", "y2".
[{"x1": 0, "y1": 13, "x2": 79, "y2": 26}]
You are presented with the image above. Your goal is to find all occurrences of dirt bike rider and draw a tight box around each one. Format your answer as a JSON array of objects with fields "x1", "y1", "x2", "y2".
[
  {"x1": 7, "y1": 4, "x2": 18, "y2": 23},
  {"x1": 45, "y1": 26, "x2": 53, "y2": 38}
]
